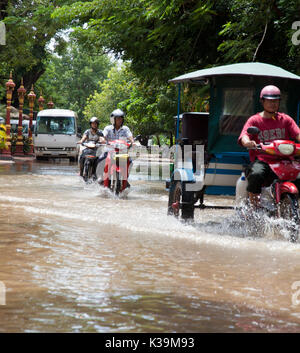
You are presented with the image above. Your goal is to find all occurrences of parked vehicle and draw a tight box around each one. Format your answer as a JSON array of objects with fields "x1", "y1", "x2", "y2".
[
  {"x1": 167, "y1": 62, "x2": 300, "y2": 222},
  {"x1": 33, "y1": 109, "x2": 80, "y2": 161},
  {"x1": 10, "y1": 119, "x2": 35, "y2": 137}
]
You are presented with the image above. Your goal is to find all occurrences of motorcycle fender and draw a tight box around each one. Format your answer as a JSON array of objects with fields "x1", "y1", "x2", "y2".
[{"x1": 275, "y1": 182, "x2": 299, "y2": 203}]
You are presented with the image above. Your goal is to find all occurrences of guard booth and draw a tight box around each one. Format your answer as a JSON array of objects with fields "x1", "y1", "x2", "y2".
[{"x1": 167, "y1": 62, "x2": 300, "y2": 219}]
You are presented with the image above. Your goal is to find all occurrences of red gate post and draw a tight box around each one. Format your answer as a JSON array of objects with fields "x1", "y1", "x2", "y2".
[
  {"x1": 1, "y1": 72, "x2": 15, "y2": 159},
  {"x1": 27, "y1": 85, "x2": 36, "y2": 156},
  {"x1": 38, "y1": 91, "x2": 45, "y2": 111},
  {"x1": 15, "y1": 78, "x2": 26, "y2": 156}
]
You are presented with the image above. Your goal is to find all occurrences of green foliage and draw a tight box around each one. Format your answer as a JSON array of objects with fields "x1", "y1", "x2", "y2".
[
  {"x1": 10, "y1": 133, "x2": 17, "y2": 154},
  {"x1": 0, "y1": 104, "x2": 5, "y2": 117},
  {"x1": 83, "y1": 63, "x2": 178, "y2": 141},
  {"x1": 1, "y1": 0, "x2": 300, "y2": 144},
  {"x1": 10, "y1": 133, "x2": 31, "y2": 154},
  {"x1": 23, "y1": 136, "x2": 31, "y2": 154},
  {"x1": 0, "y1": 0, "x2": 75, "y2": 103},
  {"x1": 52, "y1": 0, "x2": 230, "y2": 83},
  {"x1": 0, "y1": 124, "x2": 7, "y2": 150},
  {"x1": 83, "y1": 63, "x2": 134, "y2": 129},
  {"x1": 218, "y1": 0, "x2": 300, "y2": 73},
  {"x1": 36, "y1": 41, "x2": 113, "y2": 128}
]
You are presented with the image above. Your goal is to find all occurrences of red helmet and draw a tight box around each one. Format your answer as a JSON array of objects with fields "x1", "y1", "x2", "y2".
[{"x1": 260, "y1": 85, "x2": 281, "y2": 100}]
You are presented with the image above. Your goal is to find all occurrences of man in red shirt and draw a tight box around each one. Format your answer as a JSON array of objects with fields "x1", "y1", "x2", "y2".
[{"x1": 238, "y1": 85, "x2": 300, "y2": 209}]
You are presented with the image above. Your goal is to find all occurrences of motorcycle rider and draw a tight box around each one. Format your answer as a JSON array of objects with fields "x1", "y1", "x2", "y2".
[
  {"x1": 97, "y1": 109, "x2": 135, "y2": 185},
  {"x1": 238, "y1": 85, "x2": 300, "y2": 209},
  {"x1": 77, "y1": 117, "x2": 105, "y2": 177},
  {"x1": 103, "y1": 109, "x2": 134, "y2": 143}
]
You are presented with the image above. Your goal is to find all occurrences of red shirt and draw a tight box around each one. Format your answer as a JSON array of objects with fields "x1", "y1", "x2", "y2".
[{"x1": 238, "y1": 112, "x2": 300, "y2": 162}]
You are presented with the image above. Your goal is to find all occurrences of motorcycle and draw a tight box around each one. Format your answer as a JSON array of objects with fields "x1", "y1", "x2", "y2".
[
  {"x1": 100, "y1": 137, "x2": 140, "y2": 195},
  {"x1": 80, "y1": 142, "x2": 102, "y2": 182},
  {"x1": 240, "y1": 126, "x2": 300, "y2": 242}
]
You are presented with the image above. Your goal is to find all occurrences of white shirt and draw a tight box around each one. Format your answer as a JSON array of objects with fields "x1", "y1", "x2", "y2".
[{"x1": 103, "y1": 125, "x2": 132, "y2": 141}]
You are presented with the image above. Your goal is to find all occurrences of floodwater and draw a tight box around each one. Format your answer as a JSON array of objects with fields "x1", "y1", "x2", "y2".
[{"x1": 0, "y1": 158, "x2": 300, "y2": 333}]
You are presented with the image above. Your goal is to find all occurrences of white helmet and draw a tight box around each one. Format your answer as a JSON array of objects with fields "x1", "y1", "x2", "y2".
[
  {"x1": 89, "y1": 116, "x2": 99, "y2": 126},
  {"x1": 110, "y1": 109, "x2": 125, "y2": 125}
]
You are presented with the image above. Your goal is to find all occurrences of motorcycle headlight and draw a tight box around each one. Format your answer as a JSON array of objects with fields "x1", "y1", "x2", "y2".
[{"x1": 278, "y1": 143, "x2": 294, "y2": 155}]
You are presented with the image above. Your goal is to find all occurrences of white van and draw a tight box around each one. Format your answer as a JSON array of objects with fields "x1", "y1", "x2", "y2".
[
  {"x1": 10, "y1": 119, "x2": 36, "y2": 137},
  {"x1": 33, "y1": 109, "x2": 79, "y2": 161}
]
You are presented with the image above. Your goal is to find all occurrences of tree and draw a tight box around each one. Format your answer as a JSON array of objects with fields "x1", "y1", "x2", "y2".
[
  {"x1": 0, "y1": 0, "x2": 75, "y2": 103},
  {"x1": 83, "y1": 64, "x2": 136, "y2": 128},
  {"x1": 28, "y1": 0, "x2": 300, "y2": 144},
  {"x1": 52, "y1": 0, "x2": 231, "y2": 83},
  {"x1": 51, "y1": 1, "x2": 232, "y2": 143},
  {"x1": 218, "y1": 0, "x2": 300, "y2": 74},
  {"x1": 83, "y1": 63, "x2": 178, "y2": 144},
  {"x1": 36, "y1": 41, "x2": 113, "y2": 127}
]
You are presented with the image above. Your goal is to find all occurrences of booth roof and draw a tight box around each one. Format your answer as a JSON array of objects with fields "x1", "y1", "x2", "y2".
[{"x1": 169, "y1": 62, "x2": 300, "y2": 84}]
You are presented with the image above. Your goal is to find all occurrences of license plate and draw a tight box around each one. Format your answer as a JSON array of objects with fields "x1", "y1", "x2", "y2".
[{"x1": 113, "y1": 154, "x2": 128, "y2": 160}]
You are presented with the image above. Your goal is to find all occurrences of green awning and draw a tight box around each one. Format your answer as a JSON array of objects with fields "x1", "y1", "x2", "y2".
[{"x1": 169, "y1": 62, "x2": 300, "y2": 84}]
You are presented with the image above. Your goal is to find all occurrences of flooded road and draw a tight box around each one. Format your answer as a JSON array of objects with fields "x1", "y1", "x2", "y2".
[{"x1": 1, "y1": 158, "x2": 300, "y2": 332}]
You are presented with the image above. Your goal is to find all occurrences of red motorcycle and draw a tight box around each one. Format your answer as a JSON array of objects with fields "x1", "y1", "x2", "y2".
[
  {"x1": 244, "y1": 126, "x2": 300, "y2": 242},
  {"x1": 101, "y1": 139, "x2": 137, "y2": 195}
]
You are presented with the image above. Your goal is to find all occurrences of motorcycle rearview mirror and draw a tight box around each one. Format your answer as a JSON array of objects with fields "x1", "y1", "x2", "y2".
[{"x1": 247, "y1": 126, "x2": 260, "y2": 135}]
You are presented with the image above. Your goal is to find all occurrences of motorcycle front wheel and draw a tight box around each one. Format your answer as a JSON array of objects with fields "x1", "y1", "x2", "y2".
[
  {"x1": 110, "y1": 171, "x2": 121, "y2": 195},
  {"x1": 278, "y1": 193, "x2": 299, "y2": 242}
]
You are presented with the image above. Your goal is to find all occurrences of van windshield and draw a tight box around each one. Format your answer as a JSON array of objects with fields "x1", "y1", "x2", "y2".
[{"x1": 36, "y1": 116, "x2": 75, "y2": 134}]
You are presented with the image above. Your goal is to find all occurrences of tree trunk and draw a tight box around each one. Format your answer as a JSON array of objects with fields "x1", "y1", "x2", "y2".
[
  {"x1": 169, "y1": 131, "x2": 173, "y2": 147},
  {"x1": 155, "y1": 134, "x2": 161, "y2": 147},
  {"x1": 0, "y1": 1, "x2": 9, "y2": 20}
]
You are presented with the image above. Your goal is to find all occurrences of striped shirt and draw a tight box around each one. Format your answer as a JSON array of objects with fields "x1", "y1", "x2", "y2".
[{"x1": 103, "y1": 125, "x2": 132, "y2": 141}]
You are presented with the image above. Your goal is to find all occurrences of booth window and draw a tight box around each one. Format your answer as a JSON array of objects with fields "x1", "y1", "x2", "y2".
[
  {"x1": 279, "y1": 92, "x2": 288, "y2": 113},
  {"x1": 220, "y1": 88, "x2": 254, "y2": 135}
]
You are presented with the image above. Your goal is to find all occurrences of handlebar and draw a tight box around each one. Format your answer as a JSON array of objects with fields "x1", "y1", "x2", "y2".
[
  {"x1": 247, "y1": 145, "x2": 262, "y2": 150},
  {"x1": 81, "y1": 142, "x2": 105, "y2": 148},
  {"x1": 79, "y1": 136, "x2": 141, "y2": 149}
]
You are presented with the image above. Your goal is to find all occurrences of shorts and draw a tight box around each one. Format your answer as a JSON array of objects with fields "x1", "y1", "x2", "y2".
[{"x1": 246, "y1": 159, "x2": 300, "y2": 194}]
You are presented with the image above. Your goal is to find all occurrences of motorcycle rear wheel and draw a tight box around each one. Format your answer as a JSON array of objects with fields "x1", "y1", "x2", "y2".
[
  {"x1": 83, "y1": 160, "x2": 92, "y2": 182},
  {"x1": 279, "y1": 193, "x2": 299, "y2": 242}
]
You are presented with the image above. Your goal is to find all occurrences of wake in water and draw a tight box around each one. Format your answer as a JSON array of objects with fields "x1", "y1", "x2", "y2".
[{"x1": 193, "y1": 203, "x2": 299, "y2": 243}]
